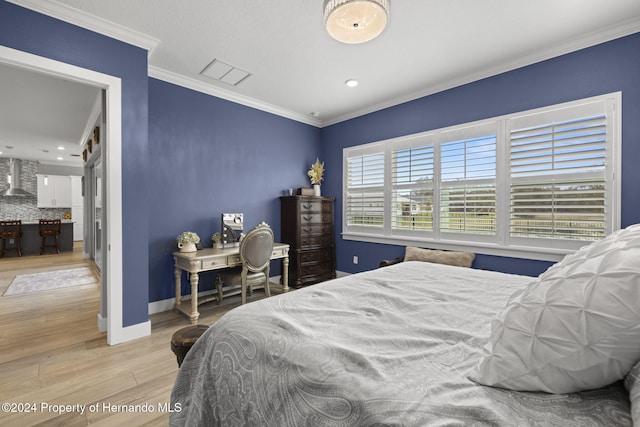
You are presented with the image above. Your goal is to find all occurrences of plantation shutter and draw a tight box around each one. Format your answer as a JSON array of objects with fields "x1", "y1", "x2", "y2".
[
  {"x1": 345, "y1": 149, "x2": 385, "y2": 229},
  {"x1": 509, "y1": 109, "x2": 607, "y2": 241},
  {"x1": 391, "y1": 144, "x2": 434, "y2": 231},
  {"x1": 440, "y1": 135, "x2": 497, "y2": 235}
]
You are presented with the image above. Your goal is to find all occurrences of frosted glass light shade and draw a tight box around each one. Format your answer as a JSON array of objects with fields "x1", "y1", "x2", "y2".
[{"x1": 324, "y1": 0, "x2": 389, "y2": 44}]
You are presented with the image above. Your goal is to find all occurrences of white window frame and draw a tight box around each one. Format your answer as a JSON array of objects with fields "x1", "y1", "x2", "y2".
[{"x1": 342, "y1": 92, "x2": 621, "y2": 262}]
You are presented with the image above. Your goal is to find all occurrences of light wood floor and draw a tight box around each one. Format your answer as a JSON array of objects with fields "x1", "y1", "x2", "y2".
[{"x1": 0, "y1": 244, "x2": 265, "y2": 426}]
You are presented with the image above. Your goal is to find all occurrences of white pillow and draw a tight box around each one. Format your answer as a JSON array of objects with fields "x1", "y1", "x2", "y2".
[{"x1": 469, "y1": 224, "x2": 640, "y2": 393}]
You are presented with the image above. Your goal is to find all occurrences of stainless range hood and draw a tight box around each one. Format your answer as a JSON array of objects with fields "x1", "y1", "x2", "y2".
[{"x1": 1, "y1": 158, "x2": 34, "y2": 197}]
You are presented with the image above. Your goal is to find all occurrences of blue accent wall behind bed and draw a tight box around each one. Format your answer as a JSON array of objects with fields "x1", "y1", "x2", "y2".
[{"x1": 320, "y1": 32, "x2": 640, "y2": 277}]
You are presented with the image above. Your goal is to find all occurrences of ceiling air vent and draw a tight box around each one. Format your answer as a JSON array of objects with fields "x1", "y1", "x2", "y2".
[{"x1": 200, "y1": 59, "x2": 251, "y2": 86}]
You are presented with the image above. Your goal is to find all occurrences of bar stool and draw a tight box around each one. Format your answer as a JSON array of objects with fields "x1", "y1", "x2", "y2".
[
  {"x1": 0, "y1": 220, "x2": 22, "y2": 257},
  {"x1": 39, "y1": 219, "x2": 61, "y2": 254}
]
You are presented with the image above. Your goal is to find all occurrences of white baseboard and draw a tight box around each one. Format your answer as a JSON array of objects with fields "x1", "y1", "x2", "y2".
[
  {"x1": 97, "y1": 313, "x2": 107, "y2": 332},
  {"x1": 121, "y1": 320, "x2": 151, "y2": 342},
  {"x1": 148, "y1": 297, "x2": 176, "y2": 315},
  {"x1": 336, "y1": 270, "x2": 350, "y2": 278}
]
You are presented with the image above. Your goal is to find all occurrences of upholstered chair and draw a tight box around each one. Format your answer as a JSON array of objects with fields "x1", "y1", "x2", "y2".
[{"x1": 217, "y1": 222, "x2": 274, "y2": 305}]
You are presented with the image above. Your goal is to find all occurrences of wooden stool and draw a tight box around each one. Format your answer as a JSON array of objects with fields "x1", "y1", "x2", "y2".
[
  {"x1": 39, "y1": 219, "x2": 61, "y2": 254},
  {"x1": 0, "y1": 220, "x2": 23, "y2": 257},
  {"x1": 170, "y1": 324, "x2": 209, "y2": 367}
]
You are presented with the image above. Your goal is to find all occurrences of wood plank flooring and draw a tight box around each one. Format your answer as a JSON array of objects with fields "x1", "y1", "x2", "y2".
[{"x1": 0, "y1": 244, "x2": 264, "y2": 426}]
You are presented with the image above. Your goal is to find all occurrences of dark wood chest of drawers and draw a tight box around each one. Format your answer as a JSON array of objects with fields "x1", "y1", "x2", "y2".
[{"x1": 280, "y1": 196, "x2": 336, "y2": 287}]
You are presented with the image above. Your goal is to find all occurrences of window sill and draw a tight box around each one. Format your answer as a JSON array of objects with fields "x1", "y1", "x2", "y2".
[{"x1": 341, "y1": 231, "x2": 571, "y2": 262}]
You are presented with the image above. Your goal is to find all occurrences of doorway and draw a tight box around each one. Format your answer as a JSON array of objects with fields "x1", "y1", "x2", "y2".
[{"x1": 0, "y1": 45, "x2": 125, "y2": 344}]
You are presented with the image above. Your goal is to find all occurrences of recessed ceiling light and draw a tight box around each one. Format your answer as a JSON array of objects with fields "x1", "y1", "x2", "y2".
[
  {"x1": 56, "y1": 156, "x2": 63, "y2": 161},
  {"x1": 310, "y1": 111, "x2": 320, "y2": 117},
  {"x1": 57, "y1": 146, "x2": 65, "y2": 150},
  {"x1": 345, "y1": 79, "x2": 359, "y2": 87}
]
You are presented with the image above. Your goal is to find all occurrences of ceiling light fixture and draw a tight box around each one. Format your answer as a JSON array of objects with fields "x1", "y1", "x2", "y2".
[
  {"x1": 345, "y1": 79, "x2": 359, "y2": 87},
  {"x1": 324, "y1": 0, "x2": 389, "y2": 44}
]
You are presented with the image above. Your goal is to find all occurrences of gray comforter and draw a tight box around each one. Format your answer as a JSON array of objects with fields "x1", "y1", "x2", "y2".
[{"x1": 170, "y1": 261, "x2": 631, "y2": 426}]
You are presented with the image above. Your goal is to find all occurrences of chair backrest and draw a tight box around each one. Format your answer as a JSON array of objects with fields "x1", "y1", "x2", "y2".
[
  {"x1": 0, "y1": 220, "x2": 21, "y2": 236},
  {"x1": 239, "y1": 222, "x2": 274, "y2": 272},
  {"x1": 39, "y1": 219, "x2": 61, "y2": 234}
]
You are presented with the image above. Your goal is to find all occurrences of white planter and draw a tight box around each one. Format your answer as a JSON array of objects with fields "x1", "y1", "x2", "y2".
[
  {"x1": 313, "y1": 184, "x2": 321, "y2": 197},
  {"x1": 178, "y1": 242, "x2": 197, "y2": 252}
]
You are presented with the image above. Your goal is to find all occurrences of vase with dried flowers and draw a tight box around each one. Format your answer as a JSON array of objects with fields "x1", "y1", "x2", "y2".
[{"x1": 308, "y1": 158, "x2": 324, "y2": 196}]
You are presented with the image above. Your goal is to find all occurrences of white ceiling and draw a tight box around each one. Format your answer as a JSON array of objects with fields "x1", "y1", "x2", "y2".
[
  {"x1": 3, "y1": 0, "x2": 640, "y2": 164},
  {"x1": 0, "y1": 62, "x2": 100, "y2": 166}
]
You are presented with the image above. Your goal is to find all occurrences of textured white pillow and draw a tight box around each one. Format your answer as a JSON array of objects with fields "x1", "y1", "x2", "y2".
[{"x1": 469, "y1": 224, "x2": 640, "y2": 393}]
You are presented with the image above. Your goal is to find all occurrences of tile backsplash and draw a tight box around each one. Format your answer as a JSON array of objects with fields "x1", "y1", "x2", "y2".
[{"x1": 0, "y1": 159, "x2": 72, "y2": 221}]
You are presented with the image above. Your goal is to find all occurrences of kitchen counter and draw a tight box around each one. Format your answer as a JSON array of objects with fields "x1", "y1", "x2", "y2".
[{"x1": 2, "y1": 221, "x2": 74, "y2": 256}]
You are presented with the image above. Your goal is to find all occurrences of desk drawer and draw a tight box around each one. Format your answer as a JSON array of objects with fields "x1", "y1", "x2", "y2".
[
  {"x1": 271, "y1": 247, "x2": 288, "y2": 258},
  {"x1": 202, "y1": 258, "x2": 227, "y2": 269},
  {"x1": 227, "y1": 254, "x2": 241, "y2": 264}
]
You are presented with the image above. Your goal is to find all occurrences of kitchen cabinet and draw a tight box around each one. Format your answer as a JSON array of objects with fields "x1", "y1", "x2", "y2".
[{"x1": 37, "y1": 174, "x2": 71, "y2": 208}]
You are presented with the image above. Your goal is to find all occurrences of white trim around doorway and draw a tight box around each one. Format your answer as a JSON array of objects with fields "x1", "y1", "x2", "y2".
[{"x1": 0, "y1": 45, "x2": 148, "y2": 344}]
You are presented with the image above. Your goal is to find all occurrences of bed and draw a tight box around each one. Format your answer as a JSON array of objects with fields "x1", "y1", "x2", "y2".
[{"x1": 170, "y1": 252, "x2": 638, "y2": 426}]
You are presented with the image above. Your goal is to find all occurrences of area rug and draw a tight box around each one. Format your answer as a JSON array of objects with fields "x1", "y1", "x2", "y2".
[{"x1": 3, "y1": 267, "x2": 97, "y2": 296}]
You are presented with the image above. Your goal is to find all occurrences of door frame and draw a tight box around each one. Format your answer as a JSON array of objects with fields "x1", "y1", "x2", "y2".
[{"x1": 0, "y1": 45, "x2": 125, "y2": 344}]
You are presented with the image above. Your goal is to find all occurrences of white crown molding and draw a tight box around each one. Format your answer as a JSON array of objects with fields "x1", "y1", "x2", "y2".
[
  {"x1": 6, "y1": 0, "x2": 160, "y2": 57},
  {"x1": 321, "y1": 16, "x2": 640, "y2": 127},
  {"x1": 148, "y1": 66, "x2": 322, "y2": 128},
  {"x1": 9, "y1": 0, "x2": 639, "y2": 128}
]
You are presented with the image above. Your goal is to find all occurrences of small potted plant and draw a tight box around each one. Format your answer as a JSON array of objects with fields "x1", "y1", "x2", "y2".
[
  {"x1": 211, "y1": 232, "x2": 222, "y2": 249},
  {"x1": 308, "y1": 158, "x2": 324, "y2": 196},
  {"x1": 177, "y1": 231, "x2": 200, "y2": 253}
]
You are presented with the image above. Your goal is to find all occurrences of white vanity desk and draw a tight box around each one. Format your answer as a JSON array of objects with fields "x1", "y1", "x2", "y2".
[{"x1": 173, "y1": 243, "x2": 290, "y2": 323}]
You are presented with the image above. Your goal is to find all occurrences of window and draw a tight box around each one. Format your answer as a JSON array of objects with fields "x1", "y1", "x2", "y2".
[
  {"x1": 440, "y1": 135, "x2": 496, "y2": 236},
  {"x1": 345, "y1": 148, "x2": 385, "y2": 229},
  {"x1": 343, "y1": 93, "x2": 620, "y2": 261},
  {"x1": 391, "y1": 143, "x2": 434, "y2": 232}
]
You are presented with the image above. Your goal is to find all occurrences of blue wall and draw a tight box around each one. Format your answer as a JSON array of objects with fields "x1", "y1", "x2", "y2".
[
  {"x1": 321, "y1": 32, "x2": 640, "y2": 277},
  {"x1": 3, "y1": 0, "x2": 640, "y2": 316},
  {"x1": 0, "y1": 1, "x2": 150, "y2": 326},
  {"x1": 148, "y1": 79, "x2": 321, "y2": 302}
]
